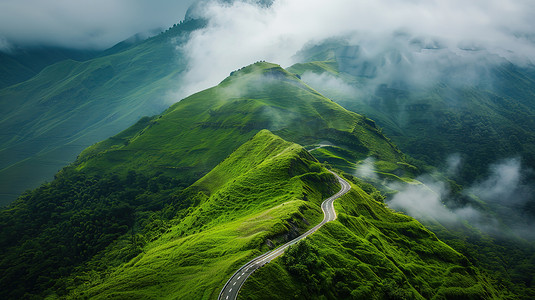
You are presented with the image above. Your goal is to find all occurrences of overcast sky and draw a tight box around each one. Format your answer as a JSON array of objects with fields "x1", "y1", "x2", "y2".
[{"x1": 0, "y1": 0, "x2": 196, "y2": 50}]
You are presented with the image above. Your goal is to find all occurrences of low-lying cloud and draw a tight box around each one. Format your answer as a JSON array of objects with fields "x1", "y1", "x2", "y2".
[
  {"x1": 445, "y1": 153, "x2": 463, "y2": 177},
  {"x1": 387, "y1": 157, "x2": 535, "y2": 239},
  {"x1": 388, "y1": 176, "x2": 467, "y2": 224},
  {"x1": 301, "y1": 71, "x2": 359, "y2": 99},
  {"x1": 468, "y1": 158, "x2": 530, "y2": 206},
  {"x1": 174, "y1": 0, "x2": 535, "y2": 99},
  {"x1": 0, "y1": 37, "x2": 12, "y2": 53},
  {"x1": 2, "y1": 0, "x2": 533, "y2": 94},
  {"x1": 355, "y1": 157, "x2": 379, "y2": 180}
]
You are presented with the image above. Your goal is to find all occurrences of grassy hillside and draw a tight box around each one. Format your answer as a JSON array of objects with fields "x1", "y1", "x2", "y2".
[
  {"x1": 41, "y1": 130, "x2": 499, "y2": 300},
  {"x1": 288, "y1": 45, "x2": 535, "y2": 184},
  {"x1": 74, "y1": 61, "x2": 408, "y2": 186},
  {"x1": 0, "y1": 18, "x2": 205, "y2": 206},
  {"x1": 0, "y1": 61, "x2": 409, "y2": 299},
  {"x1": 0, "y1": 129, "x2": 338, "y2": 299},
  {"x1": 240, "y1": 173, "x2": 502, "y2": 299},
  {"x1": 65, "y1": 130, "x2": 337, "y2": 299}
]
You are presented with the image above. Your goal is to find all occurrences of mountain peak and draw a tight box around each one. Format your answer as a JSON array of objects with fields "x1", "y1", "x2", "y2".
[
  {"x1": 223, "y1": 61, "x2": 293, "y2": 83},
  {"x1": 76, "y1": 62, "x2": 403, "y2": 184}
]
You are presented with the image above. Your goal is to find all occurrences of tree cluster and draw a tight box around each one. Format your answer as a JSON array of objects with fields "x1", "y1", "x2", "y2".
[{"x1": 0, "y1": 168, "x2": 184, "y2": 299}]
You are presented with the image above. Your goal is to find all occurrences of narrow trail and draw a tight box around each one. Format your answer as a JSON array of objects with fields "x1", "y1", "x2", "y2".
[{"x1": 218, "y1": 170, "x2": 351, "y2": 300}]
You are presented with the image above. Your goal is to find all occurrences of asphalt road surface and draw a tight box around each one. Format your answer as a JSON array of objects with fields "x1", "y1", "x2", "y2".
[{"x1": 218, "y1": 170, "x2": 351, "y2": 300}]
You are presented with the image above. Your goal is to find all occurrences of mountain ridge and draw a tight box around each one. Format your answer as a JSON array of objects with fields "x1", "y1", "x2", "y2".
[
  {"x1": 73, "y1": 62, "x2": 407, "y2": 185},
  {"x1": 0, "y1": 61, "x2": 413, "y2": 298}
]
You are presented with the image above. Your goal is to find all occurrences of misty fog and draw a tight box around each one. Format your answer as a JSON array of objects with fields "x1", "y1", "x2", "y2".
[
  {"x1": 173, "y1": 0, "x2": 535, "y2": 99},
  {"x1": 383, "y1": 156, "x2": 535, "y2": 239}
]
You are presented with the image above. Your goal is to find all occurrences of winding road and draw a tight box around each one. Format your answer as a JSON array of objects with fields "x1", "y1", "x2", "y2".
[{"x1": 218, "y1": 170, "x2": 351, "y2": 300}]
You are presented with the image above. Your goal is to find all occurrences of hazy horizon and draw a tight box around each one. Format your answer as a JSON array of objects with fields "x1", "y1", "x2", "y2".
[{"x1": 0, "y1": 0, "x2": 196, "y2": 51}]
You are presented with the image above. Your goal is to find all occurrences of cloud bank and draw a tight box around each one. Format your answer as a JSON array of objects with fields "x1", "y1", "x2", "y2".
[
  {"x1": 468, "y1": 158, "x2": 530, "y2": 206},
  {"x1": 0, "y1": 0, "x2": 196, "y2": 49},
  {"x1": 2, "y1": 0, "x2": 533, "y2": 93},
  {"x1": 388, "y1": 157, "x2": 535, "y2": 239},
  {"x1": 175, "y1": 0, "x2": 535, "y2": 98}
]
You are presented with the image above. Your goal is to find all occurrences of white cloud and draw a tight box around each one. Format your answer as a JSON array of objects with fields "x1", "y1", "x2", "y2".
[
  {"x1": 446, "y1": 153, "x2": 462, "y2": 177},
  {"x1": 175, "y1": 0, "x2": 535, "y2": 99},
  {"x1": 389, "y1": 176, "x2": 459, "y2": 224},
  {"x1": 0, "y1": 37, "x2": 13, "y2": 53},
  {"x1": 355, "y1": 157, "x2": 378, "y2": 180},
  {"x1": 388, "y1": 174, "x2": 497, "y2": 231},
  {"x1": 468, "y1": 158, "x2": 530, "y2": 206},
  {"x1": 300, "y1": 71, "x2": 359, "y2": 99},
  {"x1": 388, "y1": 157, "x2": 535, "y2": 239}
]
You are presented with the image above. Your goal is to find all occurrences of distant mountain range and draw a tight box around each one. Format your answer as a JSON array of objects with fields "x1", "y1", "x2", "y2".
[
  {"x1": 0, "y1": 19, "x2": 204, "y2": 205},
  {"x1": 0, "y1": 46, "x2": 100, "y2": 89}
]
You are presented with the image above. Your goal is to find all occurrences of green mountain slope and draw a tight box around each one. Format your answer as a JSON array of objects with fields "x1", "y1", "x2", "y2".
[
  {"x1": 289, "y1": 43, "x2": 535, "y2": 184},
  {"x1": 67, "y1": 133, "x2": 500, "y2": 300},
  {"x1": 73, "y1": 61, "x2": 407, "y2": 185},
  {"x1": 0, "y1": 61, "x2": 410, "y2": 298},
  {"x1": 0, "y1": 46, "x2": 100, "y2": 89},
  {"x1": 0, "y1": 19, "x2": 204, "y2": 206},
  {"x1": 241, "y1": 174, "x2": 500, "y2": 299},
  {"x1": 67, "y1": 130, "x2": 336, "y2": 299}
]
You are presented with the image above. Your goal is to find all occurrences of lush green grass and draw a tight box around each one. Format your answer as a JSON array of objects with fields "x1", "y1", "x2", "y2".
[
  {"x1": 240, "y1": 174, "x2": 502, "y2": 299},
  {"x1": 0, "y1": 58, "x2": 408, "y2": 298},
  {"x1": 65, "y1": 130, "x2": 337, "y2": 299},
  {"x1": 74, "y1": 61, "x2": 405, "y2": 189},
  {"x1": 70, "y1": 200, "x2": 321, "y2": 300}
]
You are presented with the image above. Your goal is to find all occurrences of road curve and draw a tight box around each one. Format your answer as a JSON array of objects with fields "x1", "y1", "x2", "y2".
[{"x1": 218, "y1": 170, "x2": 351, "y2": 300}]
